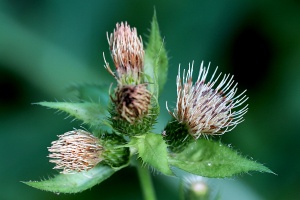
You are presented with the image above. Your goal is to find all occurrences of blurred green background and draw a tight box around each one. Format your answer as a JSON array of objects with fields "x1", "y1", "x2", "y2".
[{"x1": 1, "y1": 0, "x2": 300, "y2": 199}]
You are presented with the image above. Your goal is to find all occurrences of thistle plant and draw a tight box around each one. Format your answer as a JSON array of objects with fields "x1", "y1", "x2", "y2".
[{"x1": 23, "y1": 12, "x2": 273, "y2": 199}]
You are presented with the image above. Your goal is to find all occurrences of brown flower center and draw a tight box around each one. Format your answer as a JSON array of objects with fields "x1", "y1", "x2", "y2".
[{"x1": 113, "y1": 84, "x2": 151, "y2": 123}]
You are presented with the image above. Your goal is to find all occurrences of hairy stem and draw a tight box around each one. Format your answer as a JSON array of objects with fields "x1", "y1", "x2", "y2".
[{"x1": 136, "y1": 160, "x2": 156, "y2": 200}]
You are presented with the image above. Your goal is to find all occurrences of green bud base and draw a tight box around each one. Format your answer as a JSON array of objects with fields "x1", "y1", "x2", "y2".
[
  {"x1": 163, "y1": 119, "x2": 193, "y2": 153},
  {"x1": 101, "y1": 133, "x2": 130, "y2": 168}
]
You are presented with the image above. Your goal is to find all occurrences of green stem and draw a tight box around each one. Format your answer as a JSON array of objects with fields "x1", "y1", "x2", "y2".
[{"x1": 136, "y1": 160, "x2": 156, "y2": 200}]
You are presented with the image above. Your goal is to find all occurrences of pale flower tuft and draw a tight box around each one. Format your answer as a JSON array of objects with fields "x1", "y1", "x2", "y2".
[
  {"x1": 166, "y1": 62, "x2": 248, "y2": 139},
  {"x1": 48, "y1": 129, "x2": 103, "y2": 174},
  {"x1": 104, "y1": 22, "x2": 144, "y2": 84}
]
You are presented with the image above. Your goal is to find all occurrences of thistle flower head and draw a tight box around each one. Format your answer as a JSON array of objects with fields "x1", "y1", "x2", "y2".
[
  {"x1": 104, "y1": 22, "x2": 144, "y2": 85},
  {"x1": 113, "y1": 83, "x2": 151, "y2": 123},
  {"x1": 166, "y1": 62, "x2": 248, "y2": 139},
  {"x1": 48, "y1": 130, "x2": 103, "y2": 174}
]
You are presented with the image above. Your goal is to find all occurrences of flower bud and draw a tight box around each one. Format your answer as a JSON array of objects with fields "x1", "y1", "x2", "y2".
[
  {"x1": 112, "y1": 84, "x2": 151, "y2": 123},
  {"x1": 164, "y1": 62, "x2": 248, "y2": 152},
  {"x1": 163, "y1": 120, "x2": 192, "y2": 153},
  {"x1": 48, "y1": 130, "x2": 104, "y2": 174},
  {"x1": 99, "y1": 133, "x2": 130, "y2": 168},
  {"x1": 48, "y1": 130, "x2": 129, "y2": 173},
  {"x1": 105, "y1": 22, "x2": 144, "y2": 85}
]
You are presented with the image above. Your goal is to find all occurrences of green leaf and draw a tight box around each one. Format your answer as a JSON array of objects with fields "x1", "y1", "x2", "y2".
[
  {"x1": 36, "y1": 101, "x2": 110, "y2": 129},
  {"x1": 129, "y1": 133, "x2": 173, "y2": 176},
  {"x1": 169, "y1": 139, "x2": 274, "y2": 178},
  {"x1": 144, "y1": 10, "x2": 169, "y2": 97},
  {"x1": 23, "y1": 164, "x2": 116, "y2": 193}
]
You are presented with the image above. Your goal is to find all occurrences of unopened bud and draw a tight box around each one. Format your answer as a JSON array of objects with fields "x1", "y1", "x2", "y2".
[
  {"x1": 105, "y1": 22, "x2": 144, "y2": 85},
  {"x1": 112, "y1": 84, "x2": 151, "y2": 123},
  {"x1": 48, "y1": 130, "x2": 104, "y2": 174},
  {"x1": 48, "y1": 130, "x2": 130, "y2": 173}
]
